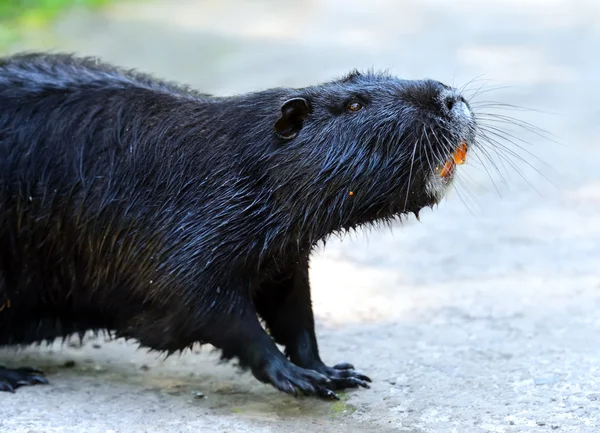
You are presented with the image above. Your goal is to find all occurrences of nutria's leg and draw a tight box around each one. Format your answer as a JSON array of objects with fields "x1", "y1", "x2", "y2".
[
  {"x1": 124, "y1": 301, "x2": 339, "y2": 399},
  {"x1": 254, "y1": 256, "x2": 371, "y2": 391},
  {"x1": 209, "y1": 306, "x2": 341, "y2": 399},
  {"x1": 0, "y1": 366, "x2": 48, "y2": 392}
]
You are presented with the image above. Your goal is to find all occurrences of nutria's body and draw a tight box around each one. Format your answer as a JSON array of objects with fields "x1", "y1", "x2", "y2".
[{"x1": 0, "y1": 53, "x2": 476, "y2": 398}]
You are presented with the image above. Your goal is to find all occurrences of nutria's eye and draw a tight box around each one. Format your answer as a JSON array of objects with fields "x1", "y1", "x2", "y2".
[{"x1": 347, "y1": 101, "x2": 363, "y2": 112}]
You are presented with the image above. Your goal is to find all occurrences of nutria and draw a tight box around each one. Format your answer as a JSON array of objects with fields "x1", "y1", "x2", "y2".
[{"x1": 0, "y1": 52, "x2": 477, "y2": 399}]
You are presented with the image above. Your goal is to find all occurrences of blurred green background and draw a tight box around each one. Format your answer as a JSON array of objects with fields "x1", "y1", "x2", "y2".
[{"x1": 0, "y1": 0, "x2": 109, "y2": 49}]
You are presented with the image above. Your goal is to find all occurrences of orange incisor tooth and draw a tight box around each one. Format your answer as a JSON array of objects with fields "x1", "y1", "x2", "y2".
[
  {"x1": 439, "y1": 143, "x2": 467, "y2": 178},
  {"x1": 439, "y1": 161, "x2": 453, "y2": 178},
  {"x1": 453, "y1": 142, "x2": 468, "y2": 165}
]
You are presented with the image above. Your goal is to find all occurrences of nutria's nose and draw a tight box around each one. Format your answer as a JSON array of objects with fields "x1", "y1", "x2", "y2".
[
  {"x1": 439, "y1": 87, "x2": 471, "y2": 118},
  {"x1": 402, "y1": 79, "x2": 471, "y2": 118},
  {"x1": 443, "y1": 93, "x2": 466, "y2": 111}
]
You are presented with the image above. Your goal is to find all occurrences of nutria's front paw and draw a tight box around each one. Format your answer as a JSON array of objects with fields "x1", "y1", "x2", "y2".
[
  {"x1": 253, "y1": 358, "x2": 341, "y2": 400},
  {"x1": 0, "y1": 366, "x2": 48, "y2": 393},
  {"x1": 315, "y1": 362, "x2": 372, "y2": 390}
]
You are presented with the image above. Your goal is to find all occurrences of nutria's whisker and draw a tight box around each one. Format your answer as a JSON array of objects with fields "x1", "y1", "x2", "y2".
[
  {"x1": 470, "y1": 102, "x2": 548, "y2": 114},
  {"x1": 460, "y1": 76, "x2": 501, "y2": 101},
  {"x1": 421, "y1": 128, "x2": 437, "y2": 185},
  {"x1": 476, "y1": 124, "x2": 556, "y2": 181},
  {"x1": 466, "y1": 84, "x2": 517, "y2": 101},
  {"x1": 475, "y1": 130, "x2": 553, "y2": 194},
  {"x1": 452, "y1": 174, "x2": 479, "y2": 216},
  {"x1": 458, "y1": 74, "x2": 490, "y2": 95},
  {"x1": 476, "y1": 113, "x2": 556, "y2": 143},
  {"x1": 402, "y1": 125, "x2": 421, "y2": 212},
  {"x1": 465, "y1": 134, "x2": 509, "y2": 195}
]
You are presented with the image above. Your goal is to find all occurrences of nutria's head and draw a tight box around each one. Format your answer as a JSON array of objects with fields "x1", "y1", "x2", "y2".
[{"x1": 243, "y1": 71, "x2": 478, "y2": 240}]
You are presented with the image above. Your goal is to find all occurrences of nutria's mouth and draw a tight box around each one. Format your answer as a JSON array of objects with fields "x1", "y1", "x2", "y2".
[{"x1": 434, "y1": 142, "x2": 468, "y2": 179}]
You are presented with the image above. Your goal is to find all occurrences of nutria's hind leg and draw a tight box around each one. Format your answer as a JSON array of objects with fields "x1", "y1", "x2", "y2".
[
  {"x1": 254, "y1": 255, "x2": 371, "y2": 391},
  {"x1": 0, "y1": 366, "x2": 48, "y2": 393}
]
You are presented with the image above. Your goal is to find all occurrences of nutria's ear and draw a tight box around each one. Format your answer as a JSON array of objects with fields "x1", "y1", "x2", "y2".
[{"x1": 274, "y1": 98, "x2": 310, "y2": 140}]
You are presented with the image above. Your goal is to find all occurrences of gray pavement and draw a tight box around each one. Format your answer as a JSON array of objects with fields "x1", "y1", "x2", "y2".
[{"x1": 1, "y1": 0, "x2": 599, "y2": 432}]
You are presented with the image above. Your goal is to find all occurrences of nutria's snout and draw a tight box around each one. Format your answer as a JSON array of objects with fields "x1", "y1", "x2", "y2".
[
  {"x1": 431, "y1": 84, "x2": 475, "y2": 182},
  {"x1": 392, "y1": 78, "x2": 477, "y2": 205},
  {"x1": 439, "y1": 86, "x2": 474, "y2": 138},
  {"x1": 405, "y1": 79, "x2": 475, "y2": 145}
]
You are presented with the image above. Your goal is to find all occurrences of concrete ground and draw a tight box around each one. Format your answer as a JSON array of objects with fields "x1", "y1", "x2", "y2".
[{"x1": 1, "y1": 0, "x2": 600, "y2": 431}]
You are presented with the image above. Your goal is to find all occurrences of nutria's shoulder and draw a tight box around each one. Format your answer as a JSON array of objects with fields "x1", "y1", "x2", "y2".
[{"x1": 0, "y1": 52, "x2": 209, "y2": 100}]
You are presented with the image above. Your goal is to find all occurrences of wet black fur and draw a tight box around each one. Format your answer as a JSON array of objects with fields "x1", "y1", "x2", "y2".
[{"x1": 0, "y1": 53, "x2": 475, "y2": 397}]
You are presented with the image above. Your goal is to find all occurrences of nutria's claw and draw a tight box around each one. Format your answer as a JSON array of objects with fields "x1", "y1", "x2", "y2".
[
  {"x1": 255, "y1": 359, "x2": 336, "y2": 399},
  {"x1": 314, "y1": 363, "x2": 372, "y2": 390},
  {"x1": 333, "y1": 362, "x2": 355, "y2": 370},
  {"x1": 336, "y1": 376, "x2": 371, "y2": 389},
  {"x1": 316, "y1": 386, "x2": 340, "y2": 400},
  {"x1": 0, "y1": 366, "x2": 48, "y2": 392}
]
